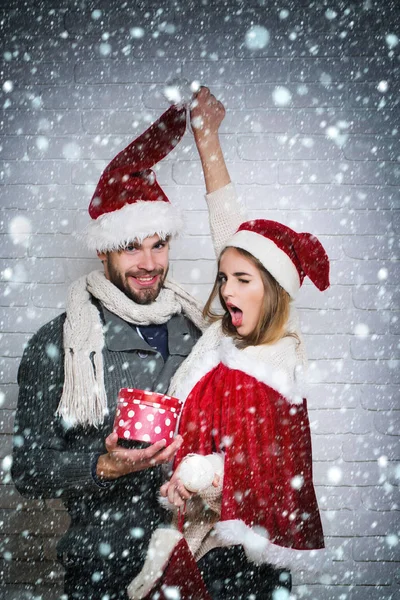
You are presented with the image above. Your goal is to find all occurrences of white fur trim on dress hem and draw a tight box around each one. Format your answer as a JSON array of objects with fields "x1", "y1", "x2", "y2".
[
  {"x1": 214, "y1": 520, "x2": 329, "y2": 573},
  {"x1": 84, "y1": 200, "x2": 184, "y2": 252},
  {"x1": 127, "y1": 527, "x2": 183, "y2": 599}
]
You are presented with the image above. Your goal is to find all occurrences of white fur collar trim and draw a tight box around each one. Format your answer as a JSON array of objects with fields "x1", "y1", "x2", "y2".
[
  {"x1": 175, "y1": 335, "x2": 305, "y2": 406},
  {"x1": 221, "y1": 337, "x2": 305, "y2": 404}
]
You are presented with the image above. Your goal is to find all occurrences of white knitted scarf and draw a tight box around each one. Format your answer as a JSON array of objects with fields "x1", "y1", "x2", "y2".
[{"x1": 57, "y1": 270, "x2": 205, "y2": 427}]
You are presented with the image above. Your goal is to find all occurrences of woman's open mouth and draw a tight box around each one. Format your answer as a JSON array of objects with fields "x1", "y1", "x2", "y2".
[{"x1": 226, "y1": 303, "x2": 243, "y2": 328}]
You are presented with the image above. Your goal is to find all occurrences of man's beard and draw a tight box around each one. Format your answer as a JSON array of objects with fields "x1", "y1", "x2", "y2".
[{"x1": 106, "y1": 259, "x2": 167, "y2": 305}]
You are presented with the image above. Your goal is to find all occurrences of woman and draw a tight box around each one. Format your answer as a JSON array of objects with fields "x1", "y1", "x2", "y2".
[{"x1": 128, "y1": 89, "x2": 328, "y2": 600}]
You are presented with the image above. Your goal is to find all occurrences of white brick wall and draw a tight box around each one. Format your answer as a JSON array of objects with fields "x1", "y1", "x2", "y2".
[{"x1": 1, "y1": 1, "x2": 398, "y2": 598}]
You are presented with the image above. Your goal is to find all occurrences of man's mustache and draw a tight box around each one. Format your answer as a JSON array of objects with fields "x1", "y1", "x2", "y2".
[{"x1": 126, "y1": 269, "x2": 164, "y2": 278}]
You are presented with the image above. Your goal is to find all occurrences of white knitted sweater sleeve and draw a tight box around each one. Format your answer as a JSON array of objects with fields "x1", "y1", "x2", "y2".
[
  {"x1": 177, "y1": 476, "x2": 224, "y2": 560},
  {"x1": 205, "y1": 183, "x2": 247, "y2": 258}
]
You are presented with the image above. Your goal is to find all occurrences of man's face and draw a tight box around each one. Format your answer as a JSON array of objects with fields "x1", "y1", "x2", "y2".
[{"x1": 98, "y1": 235, "x2": 170, "y2": 305}]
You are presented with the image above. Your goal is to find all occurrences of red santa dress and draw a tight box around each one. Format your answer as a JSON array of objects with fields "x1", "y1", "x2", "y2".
[
  {"x1": 128, "y1": 331, "x2": 326, "y2": 600},
  {"x1": 174, "y1": 337, "x2": 324, "y2": 553}
]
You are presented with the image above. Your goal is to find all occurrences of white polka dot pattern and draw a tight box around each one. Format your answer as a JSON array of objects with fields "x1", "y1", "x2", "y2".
[{"x1": 113, "y1": 388, "x2": 182, "y2": 446}]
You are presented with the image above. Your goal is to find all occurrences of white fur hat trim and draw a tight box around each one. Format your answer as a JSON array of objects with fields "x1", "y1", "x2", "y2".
[
  {"x1": 84, "y1": 200, "x2": 183, "y2": 253},
  {"x1": 225, "y1": 229, "x2": 301, "y2": 298}
]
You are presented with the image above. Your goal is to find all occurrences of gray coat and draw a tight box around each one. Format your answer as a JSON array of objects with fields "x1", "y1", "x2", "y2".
[{"x1": 12, "y1": 301, "x2": 201, "y2": 576}]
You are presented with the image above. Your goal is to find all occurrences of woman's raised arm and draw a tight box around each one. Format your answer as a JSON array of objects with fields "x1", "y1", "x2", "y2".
[{"x1": 191, "y1": 86, "x2": 247, "y2": 256}]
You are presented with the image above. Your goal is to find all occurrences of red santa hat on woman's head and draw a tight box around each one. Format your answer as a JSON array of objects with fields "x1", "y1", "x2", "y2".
[
  {"x1": 224, "y1": 219, "x2": 330, "y2": 299},
  {"x1": 85, "y1": 105, "x2": 186, "y2": 253}
]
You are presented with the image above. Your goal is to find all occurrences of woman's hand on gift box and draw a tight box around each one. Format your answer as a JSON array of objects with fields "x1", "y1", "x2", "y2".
[{"x1": 95, "y1": 432, "x2": 183, "y2": 480}]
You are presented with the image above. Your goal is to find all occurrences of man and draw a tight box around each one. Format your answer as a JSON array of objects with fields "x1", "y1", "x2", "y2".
[{"x1": 11, "y1": 90, "x2": 230, "y2": 600}]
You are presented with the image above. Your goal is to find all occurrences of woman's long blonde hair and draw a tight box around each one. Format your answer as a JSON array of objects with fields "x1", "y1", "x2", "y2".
[{"x1": 203, "y1": 247, "x2": 291, "y2": 348}]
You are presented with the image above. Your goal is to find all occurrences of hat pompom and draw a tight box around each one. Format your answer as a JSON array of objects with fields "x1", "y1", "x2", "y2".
[
  {"x1": 163, "y1": 77, "x2": 195, "y2": 108},
  {"x1": 176, "y1": 454, "x2": 216, "y2": 492}
]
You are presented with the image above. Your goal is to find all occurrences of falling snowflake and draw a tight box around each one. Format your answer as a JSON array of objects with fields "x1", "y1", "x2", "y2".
[{"x1": 245, "y1": 26, "x2": 270, "y2": 50}]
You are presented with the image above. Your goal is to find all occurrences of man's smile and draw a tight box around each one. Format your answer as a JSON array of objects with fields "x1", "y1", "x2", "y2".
[{"x1": 130, "y1": 274, "x2": 160, "y2": 287}]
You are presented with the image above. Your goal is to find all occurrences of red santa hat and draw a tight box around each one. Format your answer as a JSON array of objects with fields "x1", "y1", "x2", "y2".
[
  {"x1": 85, "y1": 105, "x2": 186, "y2": 252},
  {"x1": 225, "y1": 219, "x2": 330, "y2": 299}
]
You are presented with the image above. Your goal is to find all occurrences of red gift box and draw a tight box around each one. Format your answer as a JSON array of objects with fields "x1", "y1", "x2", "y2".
[{"x1": 113, "y1": 388, "x2": 182, "y2": 446}]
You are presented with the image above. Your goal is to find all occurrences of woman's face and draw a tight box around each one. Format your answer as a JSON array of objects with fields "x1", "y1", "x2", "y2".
[{"x1": 218, "y1": 247, "x2": 265, "y2": 337}]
